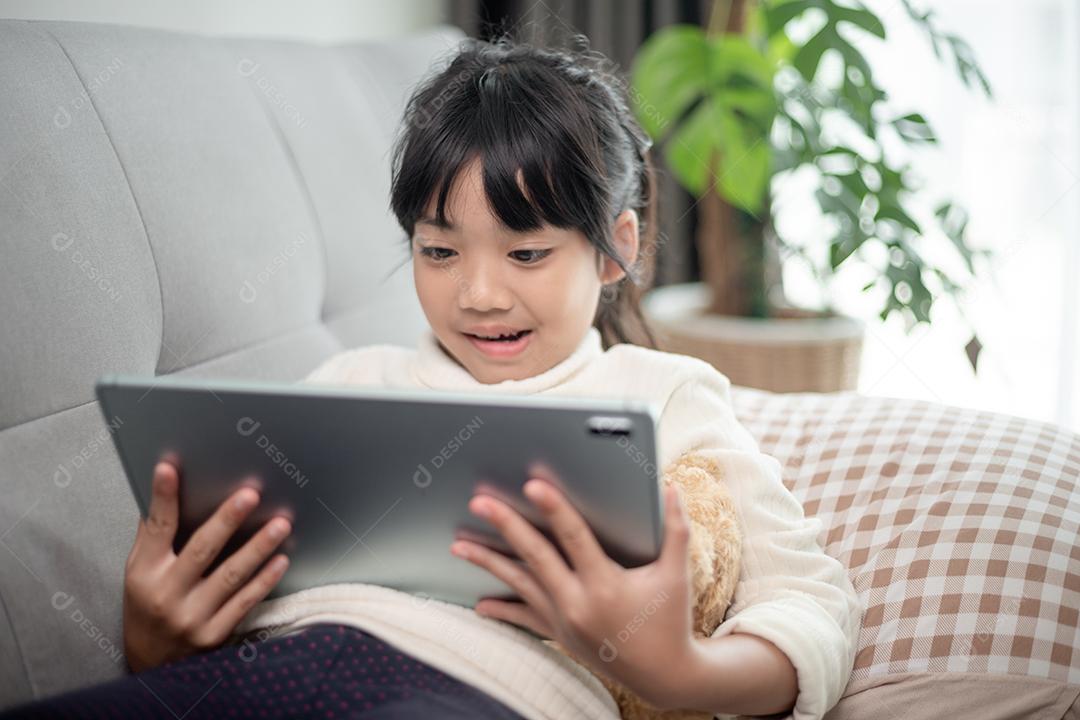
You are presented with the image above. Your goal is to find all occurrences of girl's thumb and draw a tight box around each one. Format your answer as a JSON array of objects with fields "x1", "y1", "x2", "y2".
[{"x1": 659, "y1": 483, "x2": 690, "y2": 571}]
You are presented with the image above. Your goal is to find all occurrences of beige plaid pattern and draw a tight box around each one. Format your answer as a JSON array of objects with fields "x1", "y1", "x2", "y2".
[{"x1": 729, "y1": 386, "x2": 1080, "y2": 694}]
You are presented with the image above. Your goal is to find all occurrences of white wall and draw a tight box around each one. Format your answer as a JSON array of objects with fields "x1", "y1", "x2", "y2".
[{"x1": 0, "y1": 0, "x2": 450, "y2": 42}]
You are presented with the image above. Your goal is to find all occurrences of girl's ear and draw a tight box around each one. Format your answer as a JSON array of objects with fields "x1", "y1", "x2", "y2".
[{"x1": 598, "y1": 209, "x2": 640, "y2": 284}]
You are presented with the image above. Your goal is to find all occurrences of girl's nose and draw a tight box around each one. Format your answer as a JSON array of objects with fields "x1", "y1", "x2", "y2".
[{"x1": 457, "y1": 265, "x2": 513, "y2": 312}]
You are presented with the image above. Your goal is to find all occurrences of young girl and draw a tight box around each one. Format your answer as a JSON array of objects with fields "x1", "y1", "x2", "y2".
[{"x1": 3, "y1": 35, "x2": 860, "y2": 720}]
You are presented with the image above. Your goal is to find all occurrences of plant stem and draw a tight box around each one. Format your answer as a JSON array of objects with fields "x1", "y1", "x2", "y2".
[
  {"x1": 707, "y1": 0, "x2": 733, "y2": 38},
  {"x1": 697, "y1": 0, "x2": 771, "y2": 318}
]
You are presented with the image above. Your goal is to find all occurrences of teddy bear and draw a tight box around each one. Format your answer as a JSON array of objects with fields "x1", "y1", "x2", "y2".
[{"x1": 545, "y1": 452, "x2": 742, "y2": 720}]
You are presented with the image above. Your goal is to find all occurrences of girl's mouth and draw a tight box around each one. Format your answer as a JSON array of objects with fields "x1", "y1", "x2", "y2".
[{"x1": 463, "y1": 329, "x2": 533, "y2": 358}]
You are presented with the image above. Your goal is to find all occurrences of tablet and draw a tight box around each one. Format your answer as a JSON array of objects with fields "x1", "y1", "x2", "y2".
[{"x1": 95, "y1": 374, "x2": 664, "y2": 608}]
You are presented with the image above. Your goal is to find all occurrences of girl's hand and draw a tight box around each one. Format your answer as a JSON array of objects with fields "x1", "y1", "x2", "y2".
[
  {"x1": 123, "y1": 461, "x2": 292, "y2": 673},
  {"x1": 450, "y1": 478, "x2": 696, "y2": 711}
]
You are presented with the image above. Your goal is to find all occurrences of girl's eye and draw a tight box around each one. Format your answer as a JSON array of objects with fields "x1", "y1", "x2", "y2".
[
  {"x1": 419, "y1": 247, "x2": 551, "y2": 264},
  {"x1": 419, "y1": 247, "x2": 456, "y2": 262},
  {"x1": 510, "y1": 249, "x2": 552, "y2": 264}
]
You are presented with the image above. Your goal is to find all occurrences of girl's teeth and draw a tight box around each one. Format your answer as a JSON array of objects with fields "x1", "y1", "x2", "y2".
[{"x1": 478, "y1": 331, "x2": 525, "y2": 341}]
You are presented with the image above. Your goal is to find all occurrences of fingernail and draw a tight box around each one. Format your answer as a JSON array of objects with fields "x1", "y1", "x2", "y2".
[
  {"x1": 270, "y1": 556, "x2": 289, "y2": 573},
  {"x1": 153, "y1": 469, "x2": 171, "y2": 491},
  {"x1": 234, "y1": 489, "x2": 257, "y2": 511},
  {"x1": 471, "y1": 499, "x2": 491, "y2": 518},
  {"x1": 267, "y1": 518, "x2": 289, "y2": 539}
]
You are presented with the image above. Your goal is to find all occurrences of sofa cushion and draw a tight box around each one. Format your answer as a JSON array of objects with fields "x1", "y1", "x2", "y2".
[{"x1": 730, "y1": 386, "x2": 1080, "y2": 715}]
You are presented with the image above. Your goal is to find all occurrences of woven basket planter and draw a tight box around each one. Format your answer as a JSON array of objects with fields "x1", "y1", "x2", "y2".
[{"x1": 642, "y1": 283, "x2": 865, "y2": 393}]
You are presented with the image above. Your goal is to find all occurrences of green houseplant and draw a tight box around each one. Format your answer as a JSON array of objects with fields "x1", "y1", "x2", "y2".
[{"x1": 630, "y1": 0, "x2": 993, "y2": 391}]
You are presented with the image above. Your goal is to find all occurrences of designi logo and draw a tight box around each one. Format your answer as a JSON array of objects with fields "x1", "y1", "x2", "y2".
[
  {"x1": 236, "y1": 416, "x2": 262, "y2": 437},
  {"x1": 413, "y1": 463, "x2": 432, "y2": 488}
]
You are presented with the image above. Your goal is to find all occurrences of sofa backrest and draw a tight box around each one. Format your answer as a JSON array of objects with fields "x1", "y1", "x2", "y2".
[{"x1": 0, "y1": 19, "x2": 465, "y2": 707}]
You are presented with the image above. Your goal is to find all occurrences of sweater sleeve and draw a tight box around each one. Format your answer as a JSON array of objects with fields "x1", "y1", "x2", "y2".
[
  {"x1": 300, "y1": 351, "x2": 352, "y2": 384},
  {"x1": 657, "y1": 368, "x2": 861, "y2": 720}
]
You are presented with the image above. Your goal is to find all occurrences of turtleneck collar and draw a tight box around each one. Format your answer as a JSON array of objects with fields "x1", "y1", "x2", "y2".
[{"x1": 412, "y1": 327, "x2": 604, "y2": 394}]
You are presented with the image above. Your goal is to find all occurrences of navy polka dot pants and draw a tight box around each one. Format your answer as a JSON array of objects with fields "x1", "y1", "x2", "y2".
[{"x1": 1, "y1": 624, "x2": 528, "y2": 719}]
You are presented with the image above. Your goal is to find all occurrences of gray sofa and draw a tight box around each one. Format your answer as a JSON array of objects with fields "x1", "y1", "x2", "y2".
[
  {"x1": 0, "y1": 18, "x2": 463, "y2": 708},
  {"x1": 2, "y1": 18, "x2": 1078, "y2": 718}
]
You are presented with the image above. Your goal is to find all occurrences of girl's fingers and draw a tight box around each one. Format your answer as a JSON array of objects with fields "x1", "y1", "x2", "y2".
[
  {"x1": 659, "y1": 484, "x2": 691, "y2": 575},
  {"x1": 136, "y1": 462, "x2": 180, "y2": 559},
  {"x1": 476, "y1": 598, "x2": 555, "y2": 639},
  {"x1": 468, "y1": 494, "x2": 578, "y2": 605},
  {"x1": 523, "y1": 479, "x2": 612, "y2": 578},
  {"x1": 197, "y1": 553, "x2": 290, "y2": 648},
  {"x1": 452, "y1": 540, "x2": 559, "y2": 623},
  {"x1": 173, "y1": 486, "x2": 261, "y2": 586},
  {"x1": 194, "y1": 515, "x2": 292, "y2": 612}
]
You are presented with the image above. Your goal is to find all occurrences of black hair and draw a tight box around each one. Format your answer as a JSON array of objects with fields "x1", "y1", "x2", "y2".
[{"x1": 389, "y1": 32, "x2": 661, "y2": 350}]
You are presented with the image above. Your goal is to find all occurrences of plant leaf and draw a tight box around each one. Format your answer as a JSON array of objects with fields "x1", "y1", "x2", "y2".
[
  {"x1": 831, "y1": 33, "x2": 874, "y2": 86},
  {"x1": 876, "y1": 203, "x2": 922, "y2": 234},
  {"x1": 965, "y1": 333, "x2": 983, "y2": 371},
  {"x1": 792, "y1": 25, "x2": 834, "y2": 83},
  {"x1": 826, "y1": 0, "x2": 886, "y2": 39},
  {"x1": 664, "y1": 99, "x2": 719, "y2": 197},
  {"x1": 630, "y1": 25, "x2": 710, "y2": 142},
  {"x1": 829, "y1": 229, "x2": 866, "y2": 269},
  {"x1": 709, "y1": 33, "x2": 776, "y2": 90},
  {"x1": 832, "y1": 170, "x2": 870, "y2": 200},
  {"x1": 893, "y1": 112, "x2": 938, "y2": 143},
  {"x1": 716, "y1": 107, "x2": 772, "y2": 214},
  {"x1": 935, "y1": 201, "x2": 976, "y2": 273},
  {"x1": 764, "y1": 0, "x2": 818, "y2": 38}
]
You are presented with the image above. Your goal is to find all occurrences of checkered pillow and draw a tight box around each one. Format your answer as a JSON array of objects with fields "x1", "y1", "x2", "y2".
[{"x1": 729, "y1": 386, "x2": 1080, "y2": 695}]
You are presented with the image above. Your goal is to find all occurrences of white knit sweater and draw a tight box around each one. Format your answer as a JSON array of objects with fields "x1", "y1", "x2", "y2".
[{"x1": 232, "y1": 327, "x2": 861, "y2": 720}]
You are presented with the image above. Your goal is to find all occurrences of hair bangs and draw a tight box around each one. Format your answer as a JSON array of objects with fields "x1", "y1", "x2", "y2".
[{"x1": 395, "y1": 56, "x2": 604, "y2": 239}]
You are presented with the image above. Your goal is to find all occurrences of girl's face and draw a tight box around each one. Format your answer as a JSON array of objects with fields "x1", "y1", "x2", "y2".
[{"x1": 411, "y1": 157, "x2": 639, "y2": 384}]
